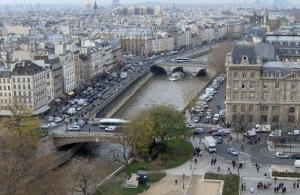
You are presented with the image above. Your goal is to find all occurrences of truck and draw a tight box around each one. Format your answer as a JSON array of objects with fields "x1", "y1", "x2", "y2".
[
  {"x1": 203, "y1": 136, "x2": 217, "y2": 153},
  {"x1": 67, "y1": 108, "x2": 76, "y2": 115}
]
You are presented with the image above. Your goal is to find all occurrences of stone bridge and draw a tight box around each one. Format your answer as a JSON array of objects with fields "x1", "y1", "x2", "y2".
[
  {"x1": 152, "y1": 59, "x2": 211, "y2": 76},
  {"x1": 50, "y1": 132, "x2": 121, "y2": 148}
]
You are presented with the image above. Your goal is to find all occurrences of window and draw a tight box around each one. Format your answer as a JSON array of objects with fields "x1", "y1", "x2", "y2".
[
  {"x1": 241, "y1": 83, "x2": 245, "y2": 89},
  {"x1": 260, "y1": 105, "x2": 269, "y2": 111},
  {"x1": 292, "y1": 73, "x2": 296, "y2": 78},
  {"x1": 261, "y1": 115, "x2": 268, "y2": 123},
  {"x1": 289, "y1": 107, "x2": 295, "y2": 113},
  {"x1": 250, "y1": 82, "x2": 255, "y2": 89},
  {"x1": 232, "y1": 115, "x2": 237, "y2": 122},
  {"x1": 27, "y1": 78, "x2": 30, "y2": 82},
  {"x1": 22, "y1": 78, "x2": 25, "y2": 82},
  {"x1": 262, "y1": 92, "x2": 269, "y2": 101},
  {"x1": 233, "y1": 105, "x2": 237, "y2": 112},
  {"x1": 249, "y1": 105, "x2": 254, "y2": 111},
  {"x1": 288, "y1": 115, "x2": 295, "y2": 123},
  {"x1": 17, "y1": 78, "x2": 20, "y2": 83},
  {"x1": 290, "y1": 92, "x2": 296, "y2": 101},
  {"x1": 249, "y1": 92, "x2": 255, "y2": 100},
  {"x1": 275, "y1": 72, "x2": 280, "y2": 77},
  {"x1": 272, "y1": 106, "x2": 280, "y2": 111},
  {"x1": 292, "y1": 83, "x2": 296, "y2": 90},
  {"x1": 233, "y1": 92, "x2": 238, "y2": 100},
  {"x1": 263, "y1": 83, "x2": 268, "y2": 89},
  {"x1": 248, "y1": 115, "x2": 254, "y2": 123},
  {"x1": 241, "y1": 115, "x2": 245, "y2": 122},
  {"x1": 242, "y1": 72, "x2": 246, "y2": 78},
  {"x1": 241, "y1": 105, "x2": 245, "y2": 112},
  {"x1": 250, "y1": 72, "x2": 255, "y2": 78},
  {"x1": 272, "y1": 115, "x2": 279, "y2": 123},
  {"x1": 274, "y1": 94, "x2": 281, "y2": 101},
  {"x1": 241, "y1": 92, "x2": 247, "y2": 100},
  {"x1": 233, "y1": 81, "x2": 239, "y2": 89},
  {"x1": 275, "y1": 83, "x2": 280, "y2": 89}
]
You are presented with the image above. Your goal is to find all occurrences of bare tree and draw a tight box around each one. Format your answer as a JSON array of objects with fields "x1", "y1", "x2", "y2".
[
  {"x1": 182, "y1": 85, "x2": 198, "y2": 114},
  {"x1": 70, "y1": 158, "x2": 102, "y2": 195},
  {"x1": 208, "y1": 42, "x2": 233, "y2": 74},
  {"x1": 0, "y1": 106, "x2": 69, "y2": 195},
  {"x1": 232, "y1": 115, "x2": 250, "y2": 142}
]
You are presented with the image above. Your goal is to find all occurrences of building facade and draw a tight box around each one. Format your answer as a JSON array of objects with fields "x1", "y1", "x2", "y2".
[{"x1": 226, "y1": 43, "x2": 300, "y2": 128}]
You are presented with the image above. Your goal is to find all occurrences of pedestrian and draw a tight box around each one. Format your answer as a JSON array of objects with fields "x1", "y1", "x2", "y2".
[
  {"x1": 241, "y1": 184, "x2": 244, "y2": 191},
  {"x1": 274, "y1": 177, "x2": 277, "y2": 183},
  {"x1": 175, "y1": 179, "x2": 178, "y2": 185},
  {"x1": 211, "y1": 158, "x2": 214, "y2": 165},
  {"x1": 297, "y1": 182, "x2": 299, "y2": 188},
  {"x1": 194, "y1": 158, "x2": 197, "y2": 164},
  {"x1": 274, "y1": 187, "x2": 277, "y2": 193},
  {"x1": 228, "y1": 167, "x2": 230, "y2": 172},
  {"x1": 89, "y1": 128, "x2": 91, "y2": 133},
  {"x1": 294, "y1": 181, "x2": 296, "y2": 188},
  {"x1": 214, "y1": 158, "x2": 217, "y2": 165},
  {"x1": 217, "y1": 166, "x2": 220, "y2": 172}
]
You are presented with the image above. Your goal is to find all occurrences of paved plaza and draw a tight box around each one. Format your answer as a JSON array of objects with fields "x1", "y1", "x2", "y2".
[{"x1": 144, "y1": 137, "x2": 300, "y2": 195}]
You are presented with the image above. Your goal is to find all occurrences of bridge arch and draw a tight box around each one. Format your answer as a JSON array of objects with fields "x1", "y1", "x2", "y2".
[
  {"x1": 196, "y1": 68, "x2": 207, "y2": 76},
  {"x1": 150, "y1": 65, "x2": 167, "y2": 75}
]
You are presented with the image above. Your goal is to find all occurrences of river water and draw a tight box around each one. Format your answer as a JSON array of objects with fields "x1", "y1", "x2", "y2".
[{"x1": 114, "y1": 74, "x2": 211, "y2": 120}]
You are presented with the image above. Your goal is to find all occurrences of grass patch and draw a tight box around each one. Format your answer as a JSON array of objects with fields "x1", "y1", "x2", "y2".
[
  {"x1": 204, "y1": 172, "x2": 240, "y2": 195},
  {"x1": 128, "y1": 139, "x2": 194, "y2": 172},
  {"x1": 272, "y1": 171, "x2": 300, "y2": 178},
  {"x1": 97, "y1": 139, "x2": 191, "y2": 195},
  {"x1": 96, "y1": 172, "x2": 148, "y2": 195}
]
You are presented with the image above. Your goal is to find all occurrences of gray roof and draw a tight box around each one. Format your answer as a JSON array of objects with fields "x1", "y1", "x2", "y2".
[
  {"x1": 232, "y1": 43, "x2": 257, "y2": 64},
  {"x1": 0, "y1": 71, "x2": 11, "y2": 78},
  {"x1": 263, "y1": 62, "x2": 300, "y2": 76},
  {"x1": 247, "y1": 27, "x2": 266, "y2": 39},
  {"x1": 12, "y1": 60, "x2": 46, "y2": 75},
  {"x1": 255, "y1": 42, "x2": 276, "y2": 62}
]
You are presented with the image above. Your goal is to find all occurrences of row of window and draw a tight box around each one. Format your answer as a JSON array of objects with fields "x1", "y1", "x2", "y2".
[
  {"x1": 232, "y1": 105, "x2": 295, "y2": 113},
  {"x1": 232, "y1": 114, "x2": 296, "y2": 123},
  {"x1": 233, "y1": 71, "x2": 256, "y2": 78},
  {"x1": 0, "y1": 78, "x2": 10, "y2": 83}
]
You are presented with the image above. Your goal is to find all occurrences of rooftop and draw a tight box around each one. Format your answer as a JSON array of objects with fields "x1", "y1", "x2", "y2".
[{"x1": 12, "y1": 60, "x2": 46, "y2": 75}]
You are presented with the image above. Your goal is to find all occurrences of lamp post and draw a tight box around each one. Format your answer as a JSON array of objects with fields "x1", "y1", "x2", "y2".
[{"x1": 182, "y1": 173, "x2": 185, "y2": 189}]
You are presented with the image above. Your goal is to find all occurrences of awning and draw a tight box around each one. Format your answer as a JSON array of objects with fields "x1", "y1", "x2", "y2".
[{"x1": 68, "y1": 91, "x2": 75, "y2": 96}]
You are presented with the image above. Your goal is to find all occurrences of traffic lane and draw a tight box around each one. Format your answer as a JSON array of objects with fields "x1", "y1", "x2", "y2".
[
  {"x1": 198, "y1": 80, "x2": 226, "y2": 123},
  {"x1": 247, "y1": 143, "x2": 295, "y2": 166},
  {"x1": 215, "y1": 137, "x2": 239, "y2": 162}
]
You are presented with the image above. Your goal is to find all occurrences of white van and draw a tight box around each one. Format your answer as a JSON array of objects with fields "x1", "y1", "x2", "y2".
[{"x1": 203, "y1": 136, "x2": 217, "y2": 153}]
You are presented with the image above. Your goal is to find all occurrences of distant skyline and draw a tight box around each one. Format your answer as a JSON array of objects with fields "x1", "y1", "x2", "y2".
[{"x1": 0, "y1": 0, "x2": 298, "y2": 5}]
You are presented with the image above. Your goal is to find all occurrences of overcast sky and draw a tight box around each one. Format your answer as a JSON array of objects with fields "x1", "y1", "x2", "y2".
[{"x1": 0, "y1": 0, "x2": 298, "y2": 5}]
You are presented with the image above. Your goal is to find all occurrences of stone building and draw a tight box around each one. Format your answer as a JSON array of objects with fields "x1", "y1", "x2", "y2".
[{"x1": 226, "y1": 43, "x2": 300, "y2": 128}]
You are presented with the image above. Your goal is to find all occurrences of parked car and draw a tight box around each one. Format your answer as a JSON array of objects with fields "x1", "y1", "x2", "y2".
[
  {"x1": 216, "y1": 137, "x2": 223, "y2": 144},
  {"x1": 193, "y1": 128, "x2": 204, "y2": 135},
  {"x1": 212, "y1": 129, "x2": 230, "y2": 136},
  {"x1": 55, "y1": 116, "x2": 63, "y2": 123},
  {"x1": 226, "y1": 148, "x2": 239, "y2": 156},
  {"x1": 48, "y1": 116, "x2": 54, "y2": 122},
  {"x1": 41, "y1": 123, "x2": 50, "y2": 129},
  {"x1": 290, "y1": 154, "x2": 300, "y2": 160},
  {"x1": 68, "y1": 125, "x2": 80, "y2": 131},
  {"x1": 186, "y1": 123, "x2": 195, "y2": 128},
  {"x1": 50, "y1": 122, "x2": 57, "y2": 127},
  {"x1": 275, "y1": 152, "x2": 289, "y2": 159}
]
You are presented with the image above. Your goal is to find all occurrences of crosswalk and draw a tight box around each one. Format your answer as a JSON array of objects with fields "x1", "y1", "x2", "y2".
[{"x1": 195, "y1": 123, "x2": 219, "y2": 128}]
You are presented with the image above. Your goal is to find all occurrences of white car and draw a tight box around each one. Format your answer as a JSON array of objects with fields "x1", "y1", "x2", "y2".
[
  {"x1": 48, "y1": 117, "x2": 54, "y2": 122},
  {"x1": 41, "y1": 123, "x2": 50, "y2": 129},
  {"x1": 275, "y1": 152, "x2": 289, "y2": 159},
  {"x1": 50, "y1": 122, "x2": 57, "y2": 127},
  {"x1": 55, "y1": 116, "x2": 63, "y2": 123},
  {"x1": 68, "y1": 125, "x2": 80, "y2": 131},
  {"x1": 76, "y1": 106, "x2": 82, "y2": 111},
  {"x1": 186, "y1": 123, "x2": 195, "y2": 128}
]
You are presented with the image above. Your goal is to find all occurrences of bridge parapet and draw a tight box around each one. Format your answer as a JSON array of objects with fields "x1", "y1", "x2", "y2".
[{"x1": 50, "y1": 132, "x2": 120, "y2": 148}]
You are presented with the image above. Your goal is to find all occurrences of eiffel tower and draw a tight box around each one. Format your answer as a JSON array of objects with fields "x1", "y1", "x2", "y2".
[{"x1": 112, "y1": 0, "x2": 121, "y2": 8}]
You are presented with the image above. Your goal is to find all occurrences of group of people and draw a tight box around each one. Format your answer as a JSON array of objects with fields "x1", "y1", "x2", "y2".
[
  {"x1": 257, "y1": 181, "x2": 271, "y2": 190},
  {"x1": 274, "y1": 182, "x2": 286, "y2": 193},
  {"x1": 210, "y1": 158, "x2": 217, "y2": 165},
  {"x1": 194, "y1": 147, "x2": 202, "y2": 157}
]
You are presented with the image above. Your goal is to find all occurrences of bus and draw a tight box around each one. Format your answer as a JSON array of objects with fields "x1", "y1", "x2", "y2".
[
  {"x1": 98, "y1": 118, "x2": 130, "y2": 131},
  {"x1": 175, "y1": 58, "x2": 192, "y2": 63}
]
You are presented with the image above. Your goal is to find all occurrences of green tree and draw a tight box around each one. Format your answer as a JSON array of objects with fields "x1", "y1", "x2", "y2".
[{"x1": 148, "y1": 105, "x2": 187, "y2": 142}]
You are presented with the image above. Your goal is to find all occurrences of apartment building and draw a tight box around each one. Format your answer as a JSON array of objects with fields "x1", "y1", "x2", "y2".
[{"x1": 226, "y1": 43, "x2": 300, "y2": 128}]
